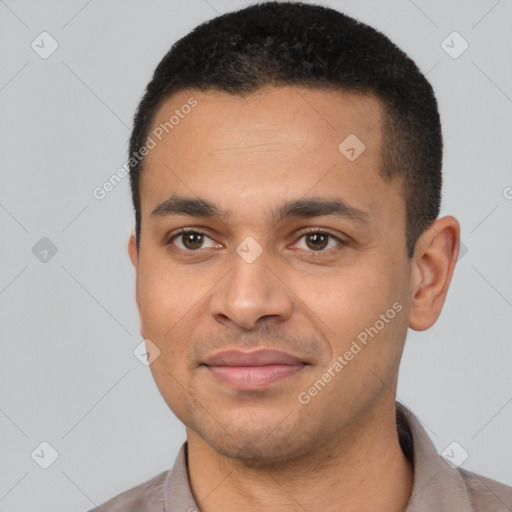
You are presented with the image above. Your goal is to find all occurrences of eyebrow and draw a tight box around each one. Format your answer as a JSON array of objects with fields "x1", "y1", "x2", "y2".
[{"x1": 150, "y1": 193, "x2": 371, "y2": 224}]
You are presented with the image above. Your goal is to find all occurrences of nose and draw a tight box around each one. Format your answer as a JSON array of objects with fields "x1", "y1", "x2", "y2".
[{"x1": 209, "y1": 243, "x2": 294, "y2": 330}]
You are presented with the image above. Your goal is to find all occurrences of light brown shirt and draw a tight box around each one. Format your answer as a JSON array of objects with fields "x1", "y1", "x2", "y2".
[{"x1": 88, "y1": 402, "x2": 512, "y2": 511}]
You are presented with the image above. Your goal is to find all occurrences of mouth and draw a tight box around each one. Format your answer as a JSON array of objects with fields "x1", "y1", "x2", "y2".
[{"x1": 201, "y1": 349, "x2": 308, "y2": 390}]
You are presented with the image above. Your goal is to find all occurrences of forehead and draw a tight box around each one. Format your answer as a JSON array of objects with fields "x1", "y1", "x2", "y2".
[
  {"x1": 139, "y1": 86, "x2": 401, "y2": 228},
  {"x1": 146, "y1": 86, "x2": 383, "y2": 158}
]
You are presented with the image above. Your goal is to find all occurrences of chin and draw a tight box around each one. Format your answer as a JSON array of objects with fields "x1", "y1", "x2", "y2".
[
  {"x1": 213, "y1": 437, "x2": 305, "y2": 466},
  {"x1": 196, "y1": 413, "x2": 316, "y2": 466}
]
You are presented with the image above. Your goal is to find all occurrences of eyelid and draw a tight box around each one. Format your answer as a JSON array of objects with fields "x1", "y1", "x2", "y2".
[
  {"x1": 292, "y1": 227, "x2": 348, "y2": 247},
  {"x1": 166, "y1": 226, "x2": 214, "y2": 240},
  {"x1": 166, "y1": 227, "x2": 219, "y2": 247}
]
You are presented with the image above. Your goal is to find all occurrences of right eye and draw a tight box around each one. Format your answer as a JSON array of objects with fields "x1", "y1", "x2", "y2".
[{"x1": 168, "y1": 229, "x2": 220, "y2": 251}]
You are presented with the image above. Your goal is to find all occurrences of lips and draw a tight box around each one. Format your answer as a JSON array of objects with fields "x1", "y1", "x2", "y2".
[
  {"x1": 203, "y1": 349, "x2": 305, "y2": 367},
  {"x1": 202, "y1": 349, "x2": 307, "y2": 390}
]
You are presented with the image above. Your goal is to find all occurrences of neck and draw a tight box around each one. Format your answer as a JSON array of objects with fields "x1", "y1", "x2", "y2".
[{"x1": 186, "y1": 400, "x2": 413, "y2": 512}]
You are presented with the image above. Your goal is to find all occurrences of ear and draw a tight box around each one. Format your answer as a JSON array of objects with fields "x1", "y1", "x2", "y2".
[
  {"x1": 408, "y1": 216, "x2": 460, "y2": 331},
  {"x1": 128, "y1": 229, "x2": 141, "y2": 318}
]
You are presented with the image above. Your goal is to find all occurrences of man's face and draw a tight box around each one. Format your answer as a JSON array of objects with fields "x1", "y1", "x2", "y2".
[{"x1": 129, "y1": 86, "x2": 413, "y2": 462}]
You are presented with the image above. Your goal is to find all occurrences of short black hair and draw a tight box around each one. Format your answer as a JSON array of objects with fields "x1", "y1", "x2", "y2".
[{"x1": 129, "y1": 1, "x2": 442, "y2": 258}]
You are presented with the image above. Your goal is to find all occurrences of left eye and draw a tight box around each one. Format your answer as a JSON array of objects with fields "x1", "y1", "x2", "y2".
[{"x1": 294, "y1": 231, "x2": 343, "y2": 251}]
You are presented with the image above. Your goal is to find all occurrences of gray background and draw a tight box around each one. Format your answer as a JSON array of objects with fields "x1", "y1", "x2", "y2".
[{"x1": 1, "y1": 0, "x2": 511, "y2": 510}]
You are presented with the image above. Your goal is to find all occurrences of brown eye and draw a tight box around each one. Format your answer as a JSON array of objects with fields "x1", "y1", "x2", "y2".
[
  {"x1": 170, "y1": 230, "x2": 217, "y2": 251},
  {"x1": 305, "y1": 233, "x2": 329, "y2": 250},
  {"x1": 181, "y1": 232, "x2": 204, "y2": 250},
  {"x1": 294, "y1": 230, "x2": 345, "y2": 252}
]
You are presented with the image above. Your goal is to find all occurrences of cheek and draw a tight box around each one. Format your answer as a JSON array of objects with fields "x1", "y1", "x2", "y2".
[
  {"x1": 295, "y1": 268, "x2": 393, "y2": 340},
  {"x1": 137, "y1": 259, "x2": 217, "y2": 369},
  {"x1": 137, "y1": 268, "x2": 189, "y2": 367},
  {"x1": 148, "y1": 360, "x2": 193, "y2": 427},
  {"x1": 139, "y1": 278, "x2": 174, "y2": 336},
  {"x1": 292, "y1": 257, "x2": 408, "y2": 382},
  {"x1": 138, "y1": 255, "x2": 194, "y2": 328}
]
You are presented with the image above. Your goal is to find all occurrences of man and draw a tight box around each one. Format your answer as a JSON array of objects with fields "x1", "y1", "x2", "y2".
[{"x1": 91, "y1": 2, "x2": 512, "y2": 511}]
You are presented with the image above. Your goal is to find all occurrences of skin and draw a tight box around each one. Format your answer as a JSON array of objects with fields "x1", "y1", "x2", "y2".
[{"x1": 128, "y1": 86, "x2": 460, "y2": 512}]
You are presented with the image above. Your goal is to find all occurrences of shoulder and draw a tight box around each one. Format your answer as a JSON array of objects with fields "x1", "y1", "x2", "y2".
[
  {"x1": 86, "y1": 470, "x2": 168, "y2": 512},
  {"x1": 458, "y1": 468, "x2": 512, "y2": 511}
]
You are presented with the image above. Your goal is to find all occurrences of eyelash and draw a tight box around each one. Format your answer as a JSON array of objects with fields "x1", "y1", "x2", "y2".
[{"x1": 166, "y1": 227, "x2": 347, "y2": 254}]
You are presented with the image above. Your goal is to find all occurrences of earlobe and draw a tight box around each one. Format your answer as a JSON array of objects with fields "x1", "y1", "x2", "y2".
[{"x1": 408, "y1": 216, "x2": 460, "y2": 331}]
